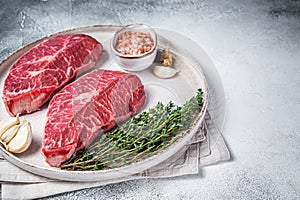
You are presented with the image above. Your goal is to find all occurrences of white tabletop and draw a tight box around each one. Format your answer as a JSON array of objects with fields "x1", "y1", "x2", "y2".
[{"x1": 0, "y1": 0, "x2": 299, "y2": 199}]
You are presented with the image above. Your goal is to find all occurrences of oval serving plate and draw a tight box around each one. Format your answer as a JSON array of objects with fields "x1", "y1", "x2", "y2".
[{"x1": 0, "y1": 25, "x2": 208, "y2": 181}]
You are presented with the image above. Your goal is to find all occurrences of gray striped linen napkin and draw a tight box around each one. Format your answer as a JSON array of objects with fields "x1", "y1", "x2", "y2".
[{"x1": 0, "y1": 112, "x2": 230, "y2": 199}]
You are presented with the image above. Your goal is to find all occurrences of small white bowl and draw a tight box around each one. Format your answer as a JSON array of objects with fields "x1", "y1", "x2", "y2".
[{"x1": 110, "y1": 24, "x2": 158, "y2": 72}]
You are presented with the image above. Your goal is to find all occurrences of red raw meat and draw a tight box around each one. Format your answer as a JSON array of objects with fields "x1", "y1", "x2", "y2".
[
  {"x1": 42, "y1": 69, "x2": 146, "y2": 167},
  {"x1": 2, "y1": 34, "x2": 103, "y2": 116}
]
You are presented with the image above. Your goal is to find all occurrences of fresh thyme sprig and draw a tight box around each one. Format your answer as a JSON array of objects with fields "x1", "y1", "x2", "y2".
[{"x1": 61, "y1": 89, "x2": 203, "y2": 171}]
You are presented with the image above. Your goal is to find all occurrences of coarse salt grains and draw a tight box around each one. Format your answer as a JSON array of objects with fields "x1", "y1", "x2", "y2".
[{"x1": 115, "y1": 31, "x2": 154, "y2": 56}]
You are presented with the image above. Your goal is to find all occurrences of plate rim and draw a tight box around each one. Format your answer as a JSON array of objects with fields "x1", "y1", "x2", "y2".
[{"x1": 0, "y1": 25, "x2": 208, "y2": 181}]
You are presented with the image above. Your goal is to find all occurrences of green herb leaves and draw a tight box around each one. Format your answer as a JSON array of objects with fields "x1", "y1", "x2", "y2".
[{"x1": 61, "y1": 89, "x2": 203, "y2": 171}]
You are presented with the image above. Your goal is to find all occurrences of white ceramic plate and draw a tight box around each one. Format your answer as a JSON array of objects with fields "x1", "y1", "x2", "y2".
[{"x1": 0, "y1": 25, "x2": 208, "y2": 181}]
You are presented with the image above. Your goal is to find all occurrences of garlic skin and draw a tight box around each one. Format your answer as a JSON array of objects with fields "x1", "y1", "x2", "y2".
[
  {"x1": 154, "y1": 46, "x2": 177, "y2": 79},
  {"x1": 0, "y1": 116, "x2": 20, "y2": 137},
  {"x1": 153, "y1": 65, "x2": 178, "y2": 79},
  {"x1": 159, "y1": 46, "x2": 172, "y2": 66},
  {"x1": 7, "y1": 120, "x2": 32, "y2": 153}
]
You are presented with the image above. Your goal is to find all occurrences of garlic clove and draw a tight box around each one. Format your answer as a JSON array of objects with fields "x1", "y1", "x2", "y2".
[
  {"x1": 0, "y1": 139, "x2": 7, "y2": 149},
  {"x1": 0, "y1": 123, "x2": 21, "y2": 144},
  {"x1": 153, "y1": 65, "x2": 178, "y2": 79},
  {"x1": 7, "y1": 120, "x2": 32, "y2": 153},
  {"x1": 159, "y1": 45, "x2": 173, "y2": 66},
  {"x1": 0, "y1": 115, "x2": 20, "y2": 137}
]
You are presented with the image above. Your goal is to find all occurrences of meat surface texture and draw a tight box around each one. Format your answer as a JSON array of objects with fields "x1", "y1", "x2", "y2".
[
  {"x1": 2, "y1": 34, "x2": 103, "y2": 116},
  {"x1": 42, "y1": 69, "x2": 146, "y2": 167}
]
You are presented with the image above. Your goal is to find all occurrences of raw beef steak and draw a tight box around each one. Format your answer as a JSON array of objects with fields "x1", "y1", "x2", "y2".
[
  {"x1": 2, "y1": 34, "x2": 103, "y2": 116},
  {"x1": 42, "y1": 69, "x2": 146, "y2": 167}
]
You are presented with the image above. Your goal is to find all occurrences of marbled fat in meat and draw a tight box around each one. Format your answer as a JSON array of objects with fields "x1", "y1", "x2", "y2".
[
  {"x1": 2, "y1": 34, "x2": 103, "y2": 116},
  {"x1": 42, "y1": 69, "x2": 146, "y2": 167}
]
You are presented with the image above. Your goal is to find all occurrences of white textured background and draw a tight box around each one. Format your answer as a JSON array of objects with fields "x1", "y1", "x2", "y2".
[{"x1": 0, "y1": 0, "x2": 299, "y2": 199}]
